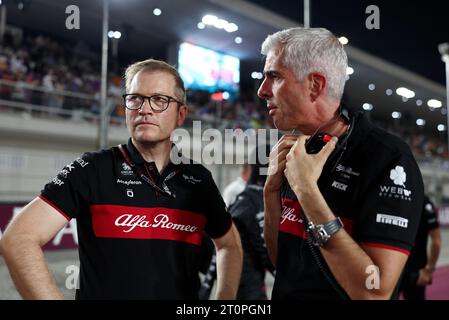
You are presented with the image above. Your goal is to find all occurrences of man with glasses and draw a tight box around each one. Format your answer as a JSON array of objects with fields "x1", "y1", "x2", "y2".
[{"x1": 0, "y1": 59, "x2": 243, "y2": 300}]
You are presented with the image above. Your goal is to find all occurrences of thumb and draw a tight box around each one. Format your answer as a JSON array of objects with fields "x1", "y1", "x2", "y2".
[{"x1": 318, "y1": 136, "x2": 338, "y2": 160}]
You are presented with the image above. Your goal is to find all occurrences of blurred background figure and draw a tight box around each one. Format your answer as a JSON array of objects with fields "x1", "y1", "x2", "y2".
[
  {"x1": 200, "y1": 145, "x2": 275, "y2": 300},
  {"x1": 400, "y1": 194, "x2": 442, "y2": 300},
  {"x1": 222, "y1": 163, "x2": 251, "y2": 208}
]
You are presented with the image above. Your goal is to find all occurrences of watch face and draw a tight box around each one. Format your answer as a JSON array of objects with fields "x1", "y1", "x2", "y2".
[{"x1": 307, "y1": 222, "x2": 334, "y2": 246}]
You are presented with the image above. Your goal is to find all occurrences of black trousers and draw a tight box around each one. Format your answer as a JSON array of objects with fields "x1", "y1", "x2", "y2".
[{"x1": 399, "y1": 271, "x2": 426, "y2": 300}]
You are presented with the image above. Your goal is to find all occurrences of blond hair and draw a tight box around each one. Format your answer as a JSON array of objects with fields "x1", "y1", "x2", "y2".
[{"x1": 124, "y1": 59, "x2": 186, "y2": 104}]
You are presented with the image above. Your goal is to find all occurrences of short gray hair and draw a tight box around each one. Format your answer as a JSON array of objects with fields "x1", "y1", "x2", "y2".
[{"x1": 261, "y1": 27, "x2": 348, "y2": 100}]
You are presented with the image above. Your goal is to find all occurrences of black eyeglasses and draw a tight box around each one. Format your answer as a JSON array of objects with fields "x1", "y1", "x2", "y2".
[{"x1": 122, "y1": 93, "x2": 183, "y2": 112}]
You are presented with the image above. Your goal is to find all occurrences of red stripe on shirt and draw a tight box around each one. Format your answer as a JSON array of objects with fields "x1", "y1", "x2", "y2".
[
  {"x1": 279, "y1": 197, "x2": 355, "y2": 239},
  {"x1": 360, "y1": 242, "x2": 410, "y2": 255},
  {"x1": 90, "y1": 204, "x2": 207, "y2": 246}
]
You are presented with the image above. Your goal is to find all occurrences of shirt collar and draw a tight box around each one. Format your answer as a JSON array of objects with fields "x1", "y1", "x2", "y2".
[
  {"x1": 127, "y1": 138, "x2": 146, "y2": 165},
  {"x1": 345, "y1": 111, "x2": 373, "y2": 150},
  {"x1": 126, "y1": 138, "x2": 185, "y2": 171}
]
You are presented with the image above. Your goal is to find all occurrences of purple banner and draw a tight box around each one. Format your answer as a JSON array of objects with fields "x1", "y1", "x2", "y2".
[
  {"x1": 438, "y1": 207, "x2": 449, "y2": 228},
  {"x1": 0, "y1": 203, "x2": 78, "y2": 250}
]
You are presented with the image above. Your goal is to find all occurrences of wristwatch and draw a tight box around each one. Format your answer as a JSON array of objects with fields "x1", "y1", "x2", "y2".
[{"x1": 306, "y1": 217, "x2": 344, "y2": 247}]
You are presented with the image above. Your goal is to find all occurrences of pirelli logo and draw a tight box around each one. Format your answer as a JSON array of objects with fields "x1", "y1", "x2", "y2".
[{"x1": 376, "y1": 214, "x2": 408, "y2": 229}]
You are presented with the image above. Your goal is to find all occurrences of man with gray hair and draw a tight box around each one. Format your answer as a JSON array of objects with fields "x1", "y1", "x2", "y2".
[{"x1": 259, "y1": 27, "x2": 424, "y2": 299}]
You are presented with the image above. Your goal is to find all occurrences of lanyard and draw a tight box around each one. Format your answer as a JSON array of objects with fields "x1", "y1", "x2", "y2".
[{"x1": 118, "y1": 144, "x2": 178, "y2": 198}]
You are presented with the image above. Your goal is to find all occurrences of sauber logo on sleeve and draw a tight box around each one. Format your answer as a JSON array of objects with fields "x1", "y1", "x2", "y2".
[
  {"x1": 378, "y1": 165, "x2": 412, "y2": 201},
  {"x1": 376, "y1": 213, "x2": 409, "y2": 228},
  {"x1": 90, "y1": 205, "x2": 206, "y2": 245}
]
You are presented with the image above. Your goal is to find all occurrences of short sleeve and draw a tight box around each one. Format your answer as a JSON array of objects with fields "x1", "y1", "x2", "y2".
[
  {"x1": 353, "y1": 154, "x2": 424, "y2": 254},
  {"x1": 201, "y1": 171, "x2": 232, "y2": 239},
  {"x1": 40, "y1": 153, "x2": 94, "y2": 220}
]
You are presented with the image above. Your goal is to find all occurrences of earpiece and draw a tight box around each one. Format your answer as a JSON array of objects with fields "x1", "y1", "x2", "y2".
[
  {"x1": 340, "y1": 107, "x2": 350, "y2": 124},
  {"x1": 305, "y1": 104, "x2": 353, "y2": 155}
]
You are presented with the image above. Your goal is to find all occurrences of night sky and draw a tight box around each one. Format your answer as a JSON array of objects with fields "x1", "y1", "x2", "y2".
[{"x1": 246, "y1": 0, "x2": 449, "y2": 86}]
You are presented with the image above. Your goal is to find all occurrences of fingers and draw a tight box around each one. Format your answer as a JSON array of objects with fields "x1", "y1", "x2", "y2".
[
  {"x1": 269, "y1": 135, "x2": 299, "y2": 164},
  {"x1": 317, "y1": 136, "x2": 338, "y2": 160},
  {"x1": 284, "y1": 135, "x2": 336, "y2": 168},
  {"x1": 271, "y1": 136, "x2": 298, "y2": 156},
  {"x1": 285, "y1": 135, "x2": 308, "y2": 160},
  {"x1": 267, "y1": 137, "x2": 298, "y2": 177},
  {"x1": 267, "y1": 158, "x2": 286, "y2": 176},
  {"x1": 268, "y1": 148, "x2": 289, "y2": 174},
  {"x1": 291, "y1": 135, "x2": 308, "y2": 152},
  {"x1": 272, "y1": 134, "x2": 300, "y2": 148}
]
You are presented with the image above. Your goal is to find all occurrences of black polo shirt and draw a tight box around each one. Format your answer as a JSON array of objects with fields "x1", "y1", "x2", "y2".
[
  {"x1": 272, "y1": 112, "x2": 424, "y2": 300},
  {"x1": 405, "y1": 195, "x2": 439, "y2": 271},
  {"x1": 40, "y1": 139, "x2": 232, "y2": 299}
]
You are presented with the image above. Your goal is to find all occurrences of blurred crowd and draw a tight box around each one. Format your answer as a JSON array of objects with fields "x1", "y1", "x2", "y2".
[
  {"x1": 186, "y1": 90, "x2": 272, "y2": 129},
  {"x1": 377, "y1": 122, "x2": 449, "y2": 160},
  {"x1": 0, "y1": 29, "x2": 102, "y2": 113},
  {"x1": 0, "y1": 28, "x2": 447, "y2": 160}
]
